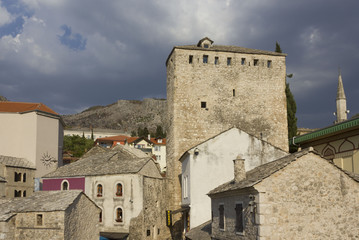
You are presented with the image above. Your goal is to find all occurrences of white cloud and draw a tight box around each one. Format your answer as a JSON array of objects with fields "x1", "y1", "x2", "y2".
[{"x1": 0, "y1": 5, "x2": 12, "y2": 26}]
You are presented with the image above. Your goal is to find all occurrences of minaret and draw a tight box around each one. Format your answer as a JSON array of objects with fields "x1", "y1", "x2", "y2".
[{"x1": 335, "y1": 70, "x2": 348, "y2": 123}]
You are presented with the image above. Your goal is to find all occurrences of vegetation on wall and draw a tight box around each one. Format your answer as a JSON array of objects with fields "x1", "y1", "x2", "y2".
[{"x1": 63, "y1": 135, "x2": 94, "y2": 157}]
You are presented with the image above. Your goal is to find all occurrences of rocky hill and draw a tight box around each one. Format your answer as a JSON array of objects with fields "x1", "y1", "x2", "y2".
[{"x1": 62, "y1": 98, "x2": 167, "y2": 134}]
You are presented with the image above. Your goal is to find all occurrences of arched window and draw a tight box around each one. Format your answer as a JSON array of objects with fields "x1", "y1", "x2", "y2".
[
  {"x1": 115, "y1": 207, "x2": 123, "y2": 222},
  {"x1": 61, "y1": 180, "x2": 69, "y2": 190},
  {"x1": 97, "y1": 184, "x2": 103, "y2": 197},
  {"x1": 116, "y1": 183, "x2": 123, "y2": 197}
]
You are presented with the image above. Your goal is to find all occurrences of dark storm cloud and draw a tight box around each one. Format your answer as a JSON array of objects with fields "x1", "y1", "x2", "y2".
[{"x1": 0, "y1": 0, "x2": 358, "y2": 129}]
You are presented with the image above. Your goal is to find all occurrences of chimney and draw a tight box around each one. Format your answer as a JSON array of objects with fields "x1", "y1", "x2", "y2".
[
  {"x1": 233, "y1": 156, "x2": 246, "y2": 182},
  {"x1": 148, "y1": 134, "x2": 151, "y2": 140}
]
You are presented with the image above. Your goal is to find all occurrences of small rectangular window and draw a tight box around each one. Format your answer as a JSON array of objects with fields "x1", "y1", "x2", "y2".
[
  {"x1": 241, "y1": 58, "x2": 246, "y2": 65},
  {"x1": 23, "y1": 173, "x2": 26, "y2": 182},
  {"x1": 203, "y1": 55, "x2": 208, "y2": 64},
  {"x1": 36, "y1": 214, "x2": 43, "y2": 226},
  {"x1": 147, "y1": 229, "x2": 151, "y2": 236},
  {"x1": 227, "y1": 57, "x2": 232, "y2": 66},
  {"x1": 254, "y1": 59, "x2": 259, "y2": 66},
  {"x1": 214, "y1": 57, "x2": 219, "y2": 65},
  {"x1": 235, "y1": 203, "x2": 244, "y2": 233},
  {"x1": 233, "y1": 89, "x2": 235, "y2": 97},
  {"x1": 189, "y1": 55, "x2": 193, "y2": 64},
  {"x1": 201, "y1": 102, "x2": 207, "y2": 108},
  {"x1": 219, "y1": 204, "x2": 225, "y2": 230},
  {"x1": 267, "y1": 60, "x2": 272, "y2": 68}
]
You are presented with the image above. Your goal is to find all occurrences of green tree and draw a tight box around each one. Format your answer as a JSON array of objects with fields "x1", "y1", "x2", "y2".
[
  {"x1": 131, "y1": 130, "x2": 137, "y2": 137},
  {"x1": 275, "y1": 42, "x2": 298, "y2": 152},
  {"x1": 63, "y1": 135, "x2": 94, "y2": 158},
  {"x1": 155, "y1": 125, "x2": 166, "y2": 138}
]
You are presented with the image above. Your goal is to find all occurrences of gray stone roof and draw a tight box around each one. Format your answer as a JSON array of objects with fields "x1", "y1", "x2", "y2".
[
  {"x1": 44, "y1": 145, "x2": 153, "y2": 178},
  {"x1": 0, "y1": 190, "x2": 83, "y2": 221},
  {"x1": 185, "y1": 220, "x2": 211, "y2": 240},
  {"x1": 208, "y1": 148, "x2": 359, "y2": 196},
  {"x1": 0, "y1": 155, "x2": 35, "y2": 169}
]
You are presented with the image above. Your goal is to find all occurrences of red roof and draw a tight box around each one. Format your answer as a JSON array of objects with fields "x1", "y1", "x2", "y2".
[
  {"x1": 0, "y1": 102, "x2": 58, "y2": 115},
  {"x1": 150, "y1": 138, "x2": 166, "y2": 145},
  {"x1": 95, "y1": 135, "x2": 130, "y2": 142}
]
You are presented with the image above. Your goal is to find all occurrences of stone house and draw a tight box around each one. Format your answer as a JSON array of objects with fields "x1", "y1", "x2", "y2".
[
  {"x1": 0, "y1": 190, "x2": 100, "y2": 240},
  {"x1": 42, "y1": 145, "x2": 167, "y2": 240},
  {"x1": 208, "y1": 148, "x2": 359, "y2": 240},
  {"x1": 165, "y1": 37, "x2": 289, "y2": 235},
  {"x1": 0, "y1": 102, "x2": 64, "y2": 187},
  {"x1": 0, "y1": 155, "x2": 35, "y2": 198},
  {"x1": 179, "y1": 128, "x2": 287, "y2": 234}
]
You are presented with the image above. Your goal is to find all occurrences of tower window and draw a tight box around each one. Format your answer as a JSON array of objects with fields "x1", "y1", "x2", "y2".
[
  {"x1": 214, "y1": 57, "x2": 219, "y2": 65},
  {"x1": 189, "y1": 55, "x2": 193, "y2": 64},
  {"x1": 115, "y1": 208, "x2": 123, "y2": 222},
  {"x1": 203, "y1": 55, "x2": 208, "y2": 64},
  {"x1": 97, "y1": 184, "x2": 103, "y2": 197},
  {"x1": 201, "y1": 102, "x2": 207, "y2": 108},
  {"x1": 254, "y1": 59, "x2": 259, "y2": 66},
  {"x1": 36, "y1": 214, "x2": 43, "y2": 226},
  {"x1": 227, "y1": 57, "x2": 232, "y2": 66},
  {"x1": 233, "y1": 89, "x2": 235, "y2": 97},
  {"x1": 116, "y1": 183, "x2": 123, "y2": 197},
  {"x1": 267, "y1": 60, "x2": 272, "y2": 68},
  {"x1": 241, "y1": 58, "x2": 246, "y2": 65},
  {"x1": 147, "y1": 229, "x2": 151, "y2": 236}
]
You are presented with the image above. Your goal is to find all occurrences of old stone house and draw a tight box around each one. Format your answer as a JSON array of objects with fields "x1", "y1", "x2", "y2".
[
  {"x1": 0, "y1": 190, "x2": 100, "y2": 240},
  {"x1": 179, "y1": 128, "x2": 287, "y2": 234},
  {"x1": 0, "y1": 155, "x2": 35, "y2": 198},
  {"x1": 0, "y1": 102, "x2": 64, "y2": 189},
  {"x1": 208, "y1": 148, "x2": 359, "y2": 240},
  {"x1": 42, "y1": 145, "x2": 167, "y2": 240},
  {"x1": 165, "y1": 37, "x2": 289, "y2": 236}
]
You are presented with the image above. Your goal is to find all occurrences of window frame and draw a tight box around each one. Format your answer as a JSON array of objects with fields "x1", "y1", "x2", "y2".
[
  {"x1": 61, "y1": 180, "x2": 69, "y2": 191},
  {"x1": 214, "y1": 56, "x2": 219, "y2": 65},
  {"x1": 235, "y1": 202, "x2": 244, "y2": 234},
  {"x1": 115, "y1": 182, "x2": 123, "y2": 197},
  {"x1": 203, "y1": 55, "x2": 208, "y2": 64},
  {"x1": 36, "y1": 214, "x2": 43, "y2": 226},
  {"x1": 115, "y1": 207, "x2": 124, "y2": 223},
  {"x1": 96, "y1": 183, "x2": 103, "y2": 197},
  {"x1": 219, "y1": 203, "x2": 225, "y2": 231}
]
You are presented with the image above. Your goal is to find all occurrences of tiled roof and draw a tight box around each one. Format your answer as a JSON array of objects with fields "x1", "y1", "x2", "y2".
[
  {"x1": 0, "y1": 155, "x2": 35, "y2": 169},
  {"x1": 44, "y1": 145, "x2": 152, "y2": 178},
  {"x1": 95, "y1": 135, "x2": 130, "y2": 142},
  {"x1": 0, "y1": 190, "x2": 83, "y2": 221},
  {"x1": 208, "y1": 148, "x2": 359, "y2": 196},
  {"x1": 0, "y1": 102, "x2": 58, "y2": 115},
  {"x1": 151, "y1": 138, "x2": 166, "y2": 145}
]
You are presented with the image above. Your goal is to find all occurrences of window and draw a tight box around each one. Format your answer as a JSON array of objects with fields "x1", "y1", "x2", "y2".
[
  {"x1": 97, "y1": 184, "x2": 103, "y2": 197},
  {"x1": 203, "y1": 55, "x2": 208, "y2": 64},
  {"x1": 204, "y1": 44, "x2": 209, "y2": 48},
  {"x1": 115, "y1": 208, "x2": 123, "y2": 222},
  {"x1": 147, "y1": 229, "x2": 151, "y2": 236},
  {"x1": 156, "y1": 155, "x2": 161, "y2": 161},
  {"x1": 23, "y1": 173, "x2": 26, "y2": 182},
  {"x1": 99, "y1": 211, "x2": 103, "y2": 223},
  {"x1": 227, "y1": 57, "x2": 232, "y2": 66},
  {"x1": 154, "y1": 146, "x2": 161, "y2": 151},
  {"x1": 61, "y1": 180, "x2": 69, "y2": 190},
  {"x1": 235, "y1": 203, "x2": 244, "y2": 233},
  {"x1": 241, "y1": 58, "x2": 246, "y2": 65},
  {"x1": 14, "y1": 172, "x2": 21, "y2": 182},
  {"x1": 23, "y1": 191, "x2": 26, "y2": 197},
  {"x1": 14, "y1": 190, "x2": 21, "y2": 197},
  {"x1": 189, "y1": 55, "x2": 193, "y2": 64},
  {"x1": 36, "y1": 214, "x2": 43, "y2": 226},
  {"x1": 254, "y1": 59, "x2": 259, "y2": 66},
  {"x1": 233, "y1": 89, "x2": 235, "y2": 97},
  {"x1": 116, "y1": 183, "x2": 123, "y2": 197},
  {"x1": 214, "y1": 57, "x2": 219, "y2": 65},
  {"x1": 219, "y1": 204, "x2": 224, "y2": 230},
  {"x1": 183, "y1": 176, "x2": 188, "y2": 199},
  {"x1": 201, "y1": 102, "x2": 207, "y2": 109},
  {"x1": 267, "y1": 60, "x2": 272, "y2": 68}
]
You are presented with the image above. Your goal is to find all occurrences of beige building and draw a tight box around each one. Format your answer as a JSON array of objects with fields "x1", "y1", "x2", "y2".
[
  {"x1": 43, "y1": 145, "x2": 167, "y2": 240},
  {"x1": 0, "y1": 155, "x2": 35, "y2": 198},
  {"x1": 208, "y1": 148, "x2": 359, "y2": 240},
  {"x1": 166, "y1": 37, "x2": 288, "y2": 237},
  {"x1": 0, "y1": 190, "x2": 100, "y2": 240},
  {"x1": 0, "y1": 102, "x2": 64, "y2": 184}
]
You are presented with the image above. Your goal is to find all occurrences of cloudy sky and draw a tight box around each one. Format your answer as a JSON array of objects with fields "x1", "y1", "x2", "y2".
[{"x1": 0, "y1": 0, "x2": 358, "y2": 128}]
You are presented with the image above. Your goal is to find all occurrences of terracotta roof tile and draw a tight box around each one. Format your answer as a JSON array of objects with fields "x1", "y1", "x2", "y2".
[{"x1": 0, "y1": 102, "x2": 58, "y2": 115}]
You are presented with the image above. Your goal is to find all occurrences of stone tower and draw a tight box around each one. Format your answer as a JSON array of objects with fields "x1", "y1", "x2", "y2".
[
  {"x1": 335, "y1": 71, "x2": 348, "y2": 123},
  {"x1": 165, "y1": 37, "x2": 288, "y2": 233}
]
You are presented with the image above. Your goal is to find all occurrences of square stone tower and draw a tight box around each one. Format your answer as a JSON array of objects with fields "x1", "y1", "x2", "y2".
[{"x1": 166, "y1": 37, "x2": 288, "y2": 217}]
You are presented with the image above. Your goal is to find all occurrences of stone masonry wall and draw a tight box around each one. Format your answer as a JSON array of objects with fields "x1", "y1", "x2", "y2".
[
  {"x1": 0, "y1": 216, "x2": 16, "y2": 240},
  {"x1": 255, "y1": 153, "x2": 359, "y2": 239},
  {"x1": 14, "y1": 211, "x2": 65, "y2": 240},
  {"x1": 64, "y1": 194, "x2": 100, "y2": 240},
  {"x1": 166, "y1": 45, "x2": 288, "y2": 218}
]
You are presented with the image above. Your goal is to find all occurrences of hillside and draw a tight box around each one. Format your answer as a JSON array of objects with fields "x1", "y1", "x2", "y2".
[{"x1": 62, "y1": 98, "x2": 167, "y2": 134}]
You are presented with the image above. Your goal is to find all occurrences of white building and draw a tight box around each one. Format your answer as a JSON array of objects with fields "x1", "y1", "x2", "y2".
[
  {"x1": 180, "y1": 128, "x2": 288, "y2": 234},
  {"x1": 0, "y1": 102, "x2": 64, "y2": 185},
  {"x1": 64, "y1": 128, "x2": 128, "y2": 140}
]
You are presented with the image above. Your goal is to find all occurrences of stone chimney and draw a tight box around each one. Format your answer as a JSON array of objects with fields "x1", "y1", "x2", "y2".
[
  {"x1": 148, "y1": 134, "x2": 151, "y2": 140},
  {"x1": 233, "y1": 156, "x2": 246, "y2": 182}
]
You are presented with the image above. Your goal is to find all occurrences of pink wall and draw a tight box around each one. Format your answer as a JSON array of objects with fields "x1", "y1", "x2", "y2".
[{"x1": 43, "y1": 177, "x2": 85, "y2": 191}]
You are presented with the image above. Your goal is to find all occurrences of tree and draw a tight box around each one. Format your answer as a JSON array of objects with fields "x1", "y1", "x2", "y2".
[
  {"x1": 155, "y1": 125, "x2": 166, "y2": 138},
  {"x1": 63, "y1": 135, "x2": 94, "y2": 157},
  {"x1": 275, "y1": 42, "x2": 298, "y2": 152}
]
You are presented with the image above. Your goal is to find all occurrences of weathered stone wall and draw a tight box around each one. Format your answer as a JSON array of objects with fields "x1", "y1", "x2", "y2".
[
  {"x1": 255, "y1": 153, "x2": 359, "y2": 239},
  {"x1": 129, "y1": 176, "x2": 169, "y2": 240},
  {"x1": 14, "y1": 211, "x2": 65, "y2": 240},
  {"x1": 5, "y1": 166, "x2": 35, "y2": 198},
  {"x1": 166, "y1": 44, "x2": 288, "y2": 223},
  {"x1": 64, "y1": 194, "x2": 100, "y2": 240},
  {"x1": 211, "y1": 190, "x2": 258, "y2": 240},
  {"x1": 0, "y1": 216, "x2": 16, "y2": 240}
]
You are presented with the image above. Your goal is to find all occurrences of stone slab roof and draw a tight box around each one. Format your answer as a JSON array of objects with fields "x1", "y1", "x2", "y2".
[
  {"x1": 0, "y1": 155, "x2": 35, "y2": 169},
  {"x1": 185, "y1": 220, "x2": 211, "y2": 240},
  {"x1": 208, "y1": 148, "x2": 359, "y2": 195},
  {"x1": 44, "y1": 145, "x2": 152, "y2": 178},
  {"x1": 0, "y1": 190, "x2": 83, "y2": 221}
]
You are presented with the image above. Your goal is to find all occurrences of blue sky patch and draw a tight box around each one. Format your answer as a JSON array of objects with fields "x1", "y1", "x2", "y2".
[
  {"x1": 0, "y1": 16, "x2": 24, "y2": 38},
  {"x1": 58, "y1": 25, "x2": 87, "y2": 51}
]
